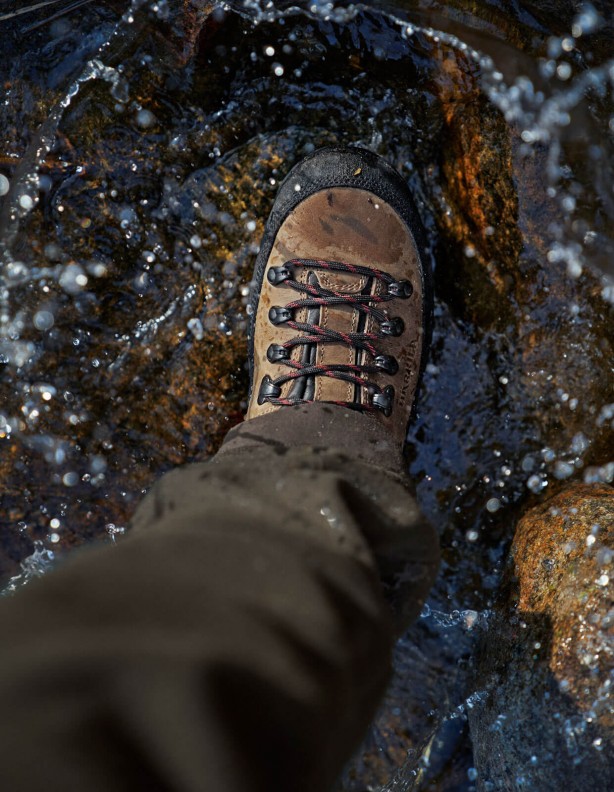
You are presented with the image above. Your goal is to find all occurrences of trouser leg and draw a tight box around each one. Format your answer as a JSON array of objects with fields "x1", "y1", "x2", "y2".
[{"x1": 0, "y1": 404, "x2": 439, "y2": 792}]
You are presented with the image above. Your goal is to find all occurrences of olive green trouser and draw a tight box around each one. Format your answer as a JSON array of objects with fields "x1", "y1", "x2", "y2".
[{"x1": 0, "y1": 404, "x2": 439, "y2": 792}]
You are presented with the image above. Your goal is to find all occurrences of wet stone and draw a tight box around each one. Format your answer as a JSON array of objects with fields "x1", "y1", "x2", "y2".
[{"x1": 469, "y1": 484, "x2": 614, "y2": 791}]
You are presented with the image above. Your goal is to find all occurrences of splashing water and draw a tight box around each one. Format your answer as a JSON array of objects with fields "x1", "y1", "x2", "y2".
[{"x1": 1, "y1": 0, "x2": 613, "y2": 788}]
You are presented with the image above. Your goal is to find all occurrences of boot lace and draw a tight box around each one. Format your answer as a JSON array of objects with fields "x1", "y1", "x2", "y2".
[{"x1": 257, "y1": 258, "x2": 412, "y2": 415}]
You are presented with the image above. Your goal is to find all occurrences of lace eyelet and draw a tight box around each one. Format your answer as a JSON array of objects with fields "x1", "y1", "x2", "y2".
[
  {"x1": 380, "y1": 317, "x2": 404, "y2": 336},
  {"x1": 267, "y1": 344, "x2": 289, "y2": 363},
  {"x1": 269, "y1": 306, "x2": 292, "y2": 325},
  {"x1": 388, "y1": 280, "x2": 413, "y2": 298},
  {"x1": 374, "y1": 355, "x2": 399, "y2": 375},
  {"x1": 267, "y1": 265, "x2": 294, "y2": 286},
  {"x1": 372, "y1": 385, "x2": 394, "y2": 416},
  {"x1": 258, "y1": 375, "x2": 282, "y2": 404}
]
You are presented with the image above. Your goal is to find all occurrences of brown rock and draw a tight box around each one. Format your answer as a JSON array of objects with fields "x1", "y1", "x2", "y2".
[{"x1": 469, "y1": 484, "x2": 614, "y2": 791}]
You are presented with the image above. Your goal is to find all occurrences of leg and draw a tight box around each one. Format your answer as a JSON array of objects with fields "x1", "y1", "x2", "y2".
[{"x1": 0, "y1": 405, "x2": 437, "y2": 792}]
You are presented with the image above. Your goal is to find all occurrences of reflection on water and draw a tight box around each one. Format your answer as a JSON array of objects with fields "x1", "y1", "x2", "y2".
[{"x1": 1, "y1": 0, "x2": 613, "y2": 788}]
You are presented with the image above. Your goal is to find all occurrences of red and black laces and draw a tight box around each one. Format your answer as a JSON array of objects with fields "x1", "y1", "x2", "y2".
[{"x1": 257, "y1": 258, "x2": 412, "y2": 415}]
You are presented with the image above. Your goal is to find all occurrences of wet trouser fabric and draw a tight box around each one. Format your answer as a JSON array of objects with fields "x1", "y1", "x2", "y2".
[{"x1": 0, "y1": 404, "x2": 439, "y2": 792}]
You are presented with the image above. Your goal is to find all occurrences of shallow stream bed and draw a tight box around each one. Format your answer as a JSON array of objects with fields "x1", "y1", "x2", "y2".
[{"x1": 1, "y1": 1, "x2": 613, "y2": 789}]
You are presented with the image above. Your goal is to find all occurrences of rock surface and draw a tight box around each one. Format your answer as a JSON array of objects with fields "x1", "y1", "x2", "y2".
[{"x1": 469, "y1": 484, "x2": 614, "y2": 791}]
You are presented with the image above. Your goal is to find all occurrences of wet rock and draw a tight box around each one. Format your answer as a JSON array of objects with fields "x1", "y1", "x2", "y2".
[{"x1": 469, "y1": 484, "x2": 614, "y2": 791}]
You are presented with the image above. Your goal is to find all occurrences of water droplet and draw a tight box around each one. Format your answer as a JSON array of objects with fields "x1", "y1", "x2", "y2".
[
  {"x1": 187, "y1": 317, "x2": 204, "y2": 341},
  {"x1": 62, "y1": 471, "x2": 79, "y2": 487},
  {"x1": 0, "y1": 174, "x2": 9, "y2": 196},
  {"x1": 527, "y1": 474, "x2": 547, "y2": 493},
  {"x1": 136, "y1": 109, "x2": 156, "y2": 128},
  {"x1": 59, "y1": 263, "x2": 88, "y2": 294},
  {"x1": 554, "y1": 460, "x2": 575, "y2": 480},
  {"x1": 33, "y1": 310, "x2": 54, "y2": 331},
  {"x1": 572, "y1": 3, "x2": 602, "y2": 37},
  {"x1": 19, "y1": 194, "x2": 34, "y2": 211}
]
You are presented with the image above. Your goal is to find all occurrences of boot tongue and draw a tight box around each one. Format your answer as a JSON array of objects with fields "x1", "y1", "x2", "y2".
[
  {"x1": 284, "y1": 267, "x2": 371, "y2": 404},
  {"x1": 287, "y1": 271, "x2": 320, "y2": 401}
]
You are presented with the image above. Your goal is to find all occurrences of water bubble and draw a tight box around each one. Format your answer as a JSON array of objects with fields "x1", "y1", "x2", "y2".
[
  {"x1": 19, "y1": 194, "x2": 34, "y2": 211},
  {"x1": 62, "y1": 471, "x2": 79, "y2": 487},
  {"x1": 463, "y1": 610, "x2": 479, "y2": 630},
  {"x1": 320, "y1": 504, "x2": 343, "y2": 530},
  {"x1": 59, "y1": 263, "x2": 88, "y2": 294},
  {"x1": 468, "y1": 768, "x2": 478, "y2": 782},
  {"x1": 541, "y1": 447, "x2": 556, "y2": 462},
  {"x1": 596, "y1": 574, "x2": 609, "y2": 587},
  {"x1": 486, "y1": 498, "x2": 501, "y2": 513},
  {"x1": 89, "y1": 455, "x2": 107, "y2": 474},
  {"x1": 557, "y1": 63, "x2": 572, "y2": 81},
  {"x1": 136, "y1": 109, "x2": 156, "y2": 128},
  {"x1": 33, "y1": 310, "x2": 54, "y2": 331},
  {"x1": 106, "y1": 523, "x2": 126, "y2": 542},
  {"x1": 264, "y1": 45, "x2": 275, "y2": 56},
  {"x1": 466, "y1": 529, "x2": 479, "y2": 542},
  {"x1": 0, "y1": 174, "x2": 9, "y2": 196},
  {"x1": 572, "y1": 3, "x2": 602, "y2": 37},
  {"x1": 6, "y1": 261, "x2": 28, "y2": 283},
  {"x1": 110, "y1": 76, "x2": 129, "y2": 104},
  {"x1": 187, "y1": 317, "x2": 204, "y2": 341},
  {"x1": 272, "y1": 63, "x2": 284, "y2": 77},
  {"x1": 527, "y1": 474, "x2": 548, "y2": 493},
  {"x1": 554, "y1": 460, "x2": 575, "y2": 480}
]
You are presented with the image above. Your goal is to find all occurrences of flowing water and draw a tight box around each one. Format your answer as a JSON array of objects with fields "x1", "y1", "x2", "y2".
[{"x1": 1, "y1": 1, "x2": 613, "y2": 789}]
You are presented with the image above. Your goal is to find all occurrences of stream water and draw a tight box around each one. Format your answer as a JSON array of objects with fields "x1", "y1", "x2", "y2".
[{"x1": 1, "y1": 1, "x2": 613, "y2": 789}]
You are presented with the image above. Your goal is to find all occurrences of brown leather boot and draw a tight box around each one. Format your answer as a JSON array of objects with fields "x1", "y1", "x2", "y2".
[{"x1": 246, "y1": 146, "x2": 432, "y2": 453}]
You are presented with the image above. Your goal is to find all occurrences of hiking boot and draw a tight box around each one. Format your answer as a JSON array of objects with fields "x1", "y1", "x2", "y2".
[{"x1": 246, "y1": 145, "x2": 432, "y2": 452}]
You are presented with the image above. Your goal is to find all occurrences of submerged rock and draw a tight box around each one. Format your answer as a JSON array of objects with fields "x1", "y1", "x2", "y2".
[{"x1": 469, "y1": 484, "x2": 614, "y2": 791}]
